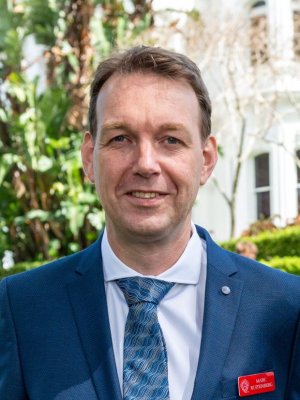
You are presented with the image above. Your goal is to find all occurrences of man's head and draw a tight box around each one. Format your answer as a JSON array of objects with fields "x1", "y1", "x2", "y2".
[
  {"x1": 82, "y1": 46, "x2": 217, "y2": 248},
  {"x1": 88, "y1": 46, "x2": 211, "y2": 142}
]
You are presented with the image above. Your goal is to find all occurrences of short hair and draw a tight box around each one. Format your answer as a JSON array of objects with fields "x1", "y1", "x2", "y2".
[{"x1": 88, "y1": 46, "x2": 211, "y2": 140}]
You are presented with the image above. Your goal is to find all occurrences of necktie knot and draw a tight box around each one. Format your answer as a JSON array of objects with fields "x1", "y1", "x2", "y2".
[{"x1": 116, "y1": 277, "x2": 174, "y2": 306}]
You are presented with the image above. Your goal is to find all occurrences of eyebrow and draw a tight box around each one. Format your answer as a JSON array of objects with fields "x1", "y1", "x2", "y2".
[
  {"x1": 100, "y1": 122, "x2": 131, "y2": 136},
  {"x1": 100, "y1": 121, "x2": 188, "y2": 135},
  {"x1": 158, "y1": 123, "x2": 189, "y2": 133}
]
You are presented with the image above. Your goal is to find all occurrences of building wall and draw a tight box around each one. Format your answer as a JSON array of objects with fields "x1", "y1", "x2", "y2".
[{"x1": 191, "y1": 0, "x2": 300, "y2": 240}]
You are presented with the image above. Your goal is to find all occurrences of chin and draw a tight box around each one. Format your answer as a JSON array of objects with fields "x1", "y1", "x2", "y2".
[{"x1": 122, "y1": 218, "x2": 172, "y2": 240}]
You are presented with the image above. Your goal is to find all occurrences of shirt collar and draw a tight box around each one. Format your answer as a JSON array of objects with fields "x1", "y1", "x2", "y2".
[{"x1": 102, "y1": 224, "x2": 202, "y2": 285}]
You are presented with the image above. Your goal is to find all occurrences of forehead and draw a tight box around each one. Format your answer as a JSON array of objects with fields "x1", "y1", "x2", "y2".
[{"x1": 95, "y1": 72, "x2": 200, "y2": 127}]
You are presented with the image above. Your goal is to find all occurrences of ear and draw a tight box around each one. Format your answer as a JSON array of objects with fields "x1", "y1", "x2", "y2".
[
  {"x1": 200, "y1": 136, "x2": 218, "y2": 185},
  {"x1": 81, "y1": 131, "x2": 95, "y2": 183}
]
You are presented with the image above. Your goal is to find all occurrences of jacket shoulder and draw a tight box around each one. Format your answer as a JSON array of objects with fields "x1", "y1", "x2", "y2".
[
  {"x1": 1, "y1": 238, "x2": 102, "y2": 293},
  {"x1": 196, "y1": 224, "x2": 300, "y2": 299}
]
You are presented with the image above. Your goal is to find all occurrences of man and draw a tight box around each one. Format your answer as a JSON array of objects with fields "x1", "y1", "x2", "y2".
[{"x1": 0, "y1": 46, "x2": 299, "y2": 400}]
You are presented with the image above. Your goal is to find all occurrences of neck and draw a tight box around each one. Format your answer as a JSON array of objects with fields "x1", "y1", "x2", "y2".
[{"x1": 106, "y1": 223, "x2": 192, "y2": 276}]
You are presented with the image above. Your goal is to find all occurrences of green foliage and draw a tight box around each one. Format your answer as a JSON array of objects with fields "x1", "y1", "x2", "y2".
[
  {"x1": 221, "y1": 226, "x2": 300, "y2": 276},
  {"x1": 1, "y1": 68, "x2": 101, "y2": 260},
  {"x1": 261, "y1": 257, "x2": 300, "y2": 276},
  {"x1": 0, "y1": 2, "x2": 23, "y2": 75},
  {"x1": 90, "y1": 0, "x2": 154, "y2": 64},
  {"x1": 222, "y1": 226, "x2": 300, "y2": 259},
  {"x1": 24, "y1": 0, "x2": 59, "y2": 46},
  {"x1": 0, "y1": 260, "x2": 42, "y2": 279},
  {"x1": 187, "y1": 9, "x2": 202, "y2": 22},
  {"x1": 0, "y1": 266, "x2": 27, "y2": 279},
  {"x1": 241, "y1": 218, "x2": 277, "y2": 237}
]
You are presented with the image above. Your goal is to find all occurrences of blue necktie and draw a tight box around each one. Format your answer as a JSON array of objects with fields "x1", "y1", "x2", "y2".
[{"x1": 116, "y1": 277, "x2": 174, "y2": 400}]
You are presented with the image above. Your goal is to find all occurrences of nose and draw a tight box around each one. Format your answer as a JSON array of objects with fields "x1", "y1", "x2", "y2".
[{"x1": 132, "y1": 141, "x2": 161, "y2": 178}]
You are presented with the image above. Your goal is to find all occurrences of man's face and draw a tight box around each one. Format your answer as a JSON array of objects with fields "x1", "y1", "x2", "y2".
[{"x1": 82, "y1": 72, "x2": 217, "y2": 243}]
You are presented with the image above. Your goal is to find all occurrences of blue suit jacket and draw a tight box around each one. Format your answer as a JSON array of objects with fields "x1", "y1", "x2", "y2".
[{"x1": 1, "y1": 226, "x2": 299, "y2": 399}]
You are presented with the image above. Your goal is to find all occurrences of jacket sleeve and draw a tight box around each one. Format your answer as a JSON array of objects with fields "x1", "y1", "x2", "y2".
[
  {"x1": 286, "y1": 311, "x2": 300, "y2": 400},
  {"x1": 0, "y1": 277, "x2": 28, "y2": 400}
]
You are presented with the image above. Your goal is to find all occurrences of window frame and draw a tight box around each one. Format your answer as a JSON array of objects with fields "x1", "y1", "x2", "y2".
[{"x1": 254, "y1": 152, "x2": 271, "y2": 219}]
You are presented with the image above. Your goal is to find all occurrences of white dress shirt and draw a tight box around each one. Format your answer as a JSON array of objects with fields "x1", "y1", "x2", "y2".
[{"x1": 101, "y1": 224, "x2": 207, "y2": 400}]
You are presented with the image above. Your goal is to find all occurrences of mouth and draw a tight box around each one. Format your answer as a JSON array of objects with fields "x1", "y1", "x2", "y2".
[
  {"x1": 123, "y1": 190, "x2": 168, "y2": 208},
  {"x1": 130, "y1": 191, "x2": 161, "y2": 199}
]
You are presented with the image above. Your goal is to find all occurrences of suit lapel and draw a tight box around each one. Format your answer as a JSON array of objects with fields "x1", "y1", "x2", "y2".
[
  {"x1": 67, "y1": 239, "x2": 122, "y2": 400},
  {"x1": 192, "y1": 227, "x2": 244, "y2": 400}
]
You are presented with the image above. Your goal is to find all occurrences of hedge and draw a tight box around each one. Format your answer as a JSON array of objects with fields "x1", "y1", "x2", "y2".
[
  {"x1": 0, "y1": 261, "x2": 42, "y2": 279},
  {"x1": 260, "y1": 256, "x2": 300, "y2": 276},
  {"x1": 221, "y1": 226, "x2": 300, "y2": 260},
  {"x1": 2, "y1": 257, "x2": 299, "y2": 278}
]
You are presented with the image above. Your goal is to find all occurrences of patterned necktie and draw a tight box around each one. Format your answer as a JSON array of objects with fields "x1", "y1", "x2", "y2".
[{"x1": 116, "y1": 277, "x2": 174, "y2": 400}]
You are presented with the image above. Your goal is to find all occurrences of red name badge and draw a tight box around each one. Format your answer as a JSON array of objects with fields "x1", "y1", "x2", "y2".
[{"x1": 238, "y1": 371, "x2": 276, "y2": 397}]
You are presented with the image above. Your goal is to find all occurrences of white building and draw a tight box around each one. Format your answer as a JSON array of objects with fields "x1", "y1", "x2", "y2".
[{"x1": 155, "y1": 0, "x2": 300, "y2": 241}]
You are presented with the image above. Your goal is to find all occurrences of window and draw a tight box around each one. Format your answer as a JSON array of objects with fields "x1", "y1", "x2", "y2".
[
  {"x1": 297, "y1": 150, "x2": 300, "y2": 213},
  {"x1": 250, "y1": 14, "x2": 268, "y2": 65},
  {"x1": 250, "y1": 1, "x2": 268, "y2": 65},
  {"x1": 294, "y1": 10, "x2": 300, "y2": 59},
  {"x1": 254, "y1": 153, "x2": 271, "y2": 218}
]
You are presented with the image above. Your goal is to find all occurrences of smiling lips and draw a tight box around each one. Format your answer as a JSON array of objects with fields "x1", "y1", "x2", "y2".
[{"x1": 130, "y1": 191, "x2": 165, "y2": 199}]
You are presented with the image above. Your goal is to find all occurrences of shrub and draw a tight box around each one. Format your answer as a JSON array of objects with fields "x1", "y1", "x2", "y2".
[
  {"x1": 261, "y1": 257, "x2": 300, "y2": 276},
  {"x1": 221, "y1": 226, "x2": 300, "y2": 259},
  {"x1": 0, "y1": 261, "x2": 43, "y2": 279},
  {"x1": 241, "y1": 218, "x2": 277, "y2": 236}
]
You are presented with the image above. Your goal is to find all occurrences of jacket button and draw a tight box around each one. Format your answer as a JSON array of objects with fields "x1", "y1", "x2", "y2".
[{"x1": 221, "y1": 286, "x2": 231, "y2": 295}]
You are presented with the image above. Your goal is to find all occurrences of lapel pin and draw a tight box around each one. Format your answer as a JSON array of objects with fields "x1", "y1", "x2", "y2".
[
  {"x1": 221, "y1": 286, "x2": 231, "y2": 295},
  {"x1": 238, "y1": 371, "x2": 276, "y2": 397}
]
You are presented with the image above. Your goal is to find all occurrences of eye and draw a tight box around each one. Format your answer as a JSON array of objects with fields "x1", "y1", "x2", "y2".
[
  {"x1": 112, "y1": 135, "x2": 127, "y2": 142},
  {"x1": 165, "y1": 136, "x2": 181, "y2": 145}
]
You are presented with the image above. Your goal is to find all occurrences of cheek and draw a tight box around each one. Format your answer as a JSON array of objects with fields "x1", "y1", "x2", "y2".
[
  {"x1": 173, "y1": 156, "x2": 202, "y2": 184},
  {"x1": 97, "y1": 157, "x2": 124, "y2": 192}
]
